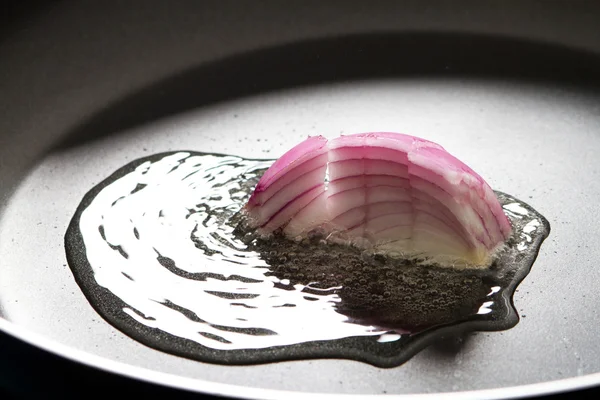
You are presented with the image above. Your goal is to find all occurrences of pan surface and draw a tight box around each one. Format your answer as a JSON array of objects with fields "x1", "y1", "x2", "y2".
[{"x1": 1, "y1": 1, "x2": 600, "y2": 398}]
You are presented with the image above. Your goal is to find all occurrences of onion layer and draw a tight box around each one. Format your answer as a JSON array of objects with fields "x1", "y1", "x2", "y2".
[{"x1": 245, "y1": 132, "x2": 512, "y2": 268}]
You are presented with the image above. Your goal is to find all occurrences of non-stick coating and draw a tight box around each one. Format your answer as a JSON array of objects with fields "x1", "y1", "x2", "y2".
[{"x1": 1, "y1": 1, "x2": 600, "y2": 398}]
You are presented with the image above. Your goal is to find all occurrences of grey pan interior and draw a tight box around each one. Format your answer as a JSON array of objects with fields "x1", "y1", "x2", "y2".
[{"x1": 1, "y1": 1, "x2": 600, "y2": 398}]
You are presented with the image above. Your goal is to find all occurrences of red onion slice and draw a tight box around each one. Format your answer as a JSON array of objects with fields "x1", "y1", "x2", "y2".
[{"x1": 245, "y1": 132, "x2": 512, "y2": 268}]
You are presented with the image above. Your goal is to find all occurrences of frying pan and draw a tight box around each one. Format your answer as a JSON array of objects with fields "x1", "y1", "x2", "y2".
[{"x1": 1, "y1": 0, "x2": 600, "y2": 398}]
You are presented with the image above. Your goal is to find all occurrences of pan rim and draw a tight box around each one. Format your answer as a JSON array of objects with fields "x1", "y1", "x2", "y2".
[{"x1": 1, "y1": 317, "x2": 598, "y2": 399}]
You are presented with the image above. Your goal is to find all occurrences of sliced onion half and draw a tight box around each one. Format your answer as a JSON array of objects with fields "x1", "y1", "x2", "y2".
[{"x1": 244, "y1": 132, "x2": 512, "y2": 268}]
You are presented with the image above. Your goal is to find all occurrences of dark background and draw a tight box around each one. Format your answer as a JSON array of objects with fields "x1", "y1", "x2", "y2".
[
  {"x1": 1, "y1": 328, "x2": 598, "y2": 399},
  {"x1": 1, "y1": 1, "x2": 599, "y2": 399},
  {"x1": 0, "y1": 329, "x2": 597, "y2": 399}
]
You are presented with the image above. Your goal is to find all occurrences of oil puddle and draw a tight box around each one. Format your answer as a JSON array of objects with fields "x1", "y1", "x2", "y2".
[{"x1": 65, "y1": 151, "x2": 549, "y2": 367}]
